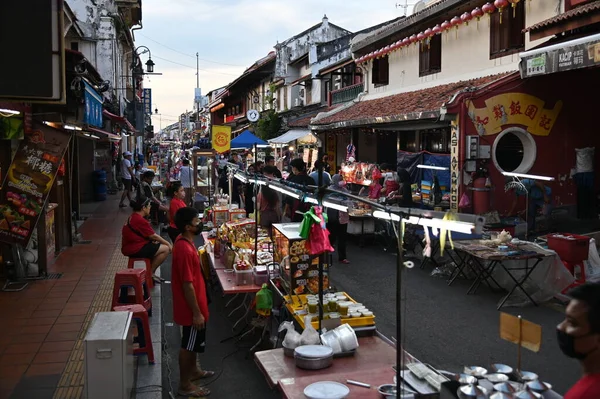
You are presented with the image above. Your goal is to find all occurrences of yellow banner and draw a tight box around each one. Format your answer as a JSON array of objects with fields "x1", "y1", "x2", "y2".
[
  {"x1": 467, "y1": 93, "x2": 562, "y2": 137},
  {"x1": 212, "y1": 125, "x2": 231, "y2": 153}
]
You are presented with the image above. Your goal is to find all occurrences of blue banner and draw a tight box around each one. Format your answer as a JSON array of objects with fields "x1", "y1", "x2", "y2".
[
  {"x1": 83, "y1": 81, "x2": 103, "y2": 127},
  {"x1": 143, "y1": 88, "x2": 152, "y2": 115}
]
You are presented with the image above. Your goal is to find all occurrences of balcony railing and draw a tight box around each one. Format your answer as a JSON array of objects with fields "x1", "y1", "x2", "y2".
[{"x1": 329, "y1": 82, "x2": 364, "y2": 106}]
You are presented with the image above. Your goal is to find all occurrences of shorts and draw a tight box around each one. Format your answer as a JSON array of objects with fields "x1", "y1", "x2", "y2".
[
  {"x1": 181, "y1": 325, "x2": 206, "y2": 353},
  {"x1": 123, "y1": 178, "x2": 132, "y2": 191},
  {"x1": 129, "y1": 241, "x2": 160, "y2": 259}
]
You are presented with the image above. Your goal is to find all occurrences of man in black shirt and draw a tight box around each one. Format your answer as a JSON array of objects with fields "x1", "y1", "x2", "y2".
[{"x1": 283, "y1": 158, "x2": 315, "y2": 222}]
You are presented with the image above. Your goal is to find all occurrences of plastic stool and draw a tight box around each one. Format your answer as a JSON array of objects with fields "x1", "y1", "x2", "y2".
[
  {"x1": 561, "y1": 261, "x2": 587, "y2": 294},
  {"x1": 128, "y1": 258, "x2": 154, "y2": 289},
  {"x1": 112, "y1": 269, "x2": 152, "y2": 316},
  {"x1": 113, "y1": 304, "x2": 155, "y2": 364}
]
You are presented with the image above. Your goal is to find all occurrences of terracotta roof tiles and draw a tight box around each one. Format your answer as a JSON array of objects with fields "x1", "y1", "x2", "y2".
[
  {"x1": 311, "y1": 73, "x2": 513, "y2": 128},
  {"x1": 524, "y1": 1, "x2": 600, "y2": 32}
]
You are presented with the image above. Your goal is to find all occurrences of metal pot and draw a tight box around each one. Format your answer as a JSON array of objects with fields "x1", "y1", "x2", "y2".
[
  {"x1": 458, "y1": 384, "x2": 488, "y2": 399},
  {"x1": 282, "y1": 343, "x2": 295, "y2": 358},
  {"x1": 294, "y1": 353, "x2": 333, "y2": 370}
]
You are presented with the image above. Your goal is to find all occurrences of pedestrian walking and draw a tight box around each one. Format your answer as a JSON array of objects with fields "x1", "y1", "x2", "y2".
[
  {"x1": 172, "y1": 207, "x2": 213, "y2": 398},
  {"x1": 557, "y1": 282, "x2": 600, "y2": 398},
  {"x1": 119, "y1": 151, "x2": 134, "y2": 208},
  {"x1": 179, "y1": 159, "x2": 194, "y2": 206}
]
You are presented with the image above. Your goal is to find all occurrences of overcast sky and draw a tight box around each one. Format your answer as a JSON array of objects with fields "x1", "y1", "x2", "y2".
[{"x1": 137, "y1": 0, "x2": 417, "y2": 129}]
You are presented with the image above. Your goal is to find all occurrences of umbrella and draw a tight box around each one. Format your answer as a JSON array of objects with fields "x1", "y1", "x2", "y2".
[{"x1": 230, "y1": 129, "x2": 268, "y2": 149}]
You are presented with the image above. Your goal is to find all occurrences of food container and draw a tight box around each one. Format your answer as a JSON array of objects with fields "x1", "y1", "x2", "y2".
[
  {"x1": 294, "y1": 345, "x2": 334, "y2": 370},
  {"x1": 338, "y1": 302, "x2": 349, "y2": 316},
  {"x1": 464, "y1": 366, "x2": 488, "y2": 378},
  {"x1": 495, "y1": 382, "x2": 517, "y2": 394},
  {"x1": 333, "y1": 324, "x2": 359, "y2": 352},
  {"x1": 487, "y1": 374, "x2": 510, "y2": 383},
  {"x1": 491, "y1": 364, "x2": 513, "y2": 374},
  {"x1": 321, "y1": 330, "x2": 343, "y2": 354},
  {"x1": 490, "y1": 393, "x2": 515, "y2": 399},
  {"x1": 458, "y1": 384, "x2": 488, "y2": 399},
  {"x1": 233, "y1": 263, "x2": 253, "y2": 285},
  {"x1": 377, "y1": 384, "x2": 399, "y2": 399},
  {"x1": 253, "y1": 265, "x2": 269, "y2": 286},
  {"x1": 547, "y1": 233, "x2": 590, "y2": 262},
  {"x1": 350, "y1": 312, "x2": 361, "y2": 318},
  {"x1": 513, "y1": 390, "x2": 541, "y2": 399},
  {"x1": 526, "y1": 380, "x2": 552, "y2": 394}
]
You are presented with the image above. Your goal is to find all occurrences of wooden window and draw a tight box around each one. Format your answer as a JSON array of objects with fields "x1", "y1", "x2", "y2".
[
  {"x1": 419, "y1": 34, "x2": 442, "y2": 77},
  {"x1": 70, "y1": 41, "x2": 79, "y2": 51},
  {"x1": 372, "y1": 55, "x2": 389, "y2": 86},
  {"x1": 490, "y1": 1, "x2": 525, "y2": 58}
]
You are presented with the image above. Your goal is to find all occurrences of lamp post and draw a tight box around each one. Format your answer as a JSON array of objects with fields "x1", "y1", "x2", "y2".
[
  {"x1": 131, "y1": 46, "x2": 160, "y2": 153},
  {"x1": 154, "y1": 108, "x2": 162, "y2": 131}
]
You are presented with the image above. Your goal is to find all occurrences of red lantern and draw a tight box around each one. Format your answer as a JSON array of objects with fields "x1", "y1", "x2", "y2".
[
  {"x1": 383, "y1": 45, "x2": 391, "y2": 55},
  {"x1": 432, "y1": 24, "x2": 442, "y2": 35},
  {"x1": 423, "y1": 28, "x2": 433, "y2": 49},
  {"x1": 461, "y1": 12, "x2": 473, "y2": 26},
  {"x1": 482, "y1": 2, "x2": 496, "y2": 27},
  {"x1": 441, "y1": 20, "x2": 451, "y2": 33},
  {"x1": 402, "y1": 37, "x2": 410, "y2": 47},
  {"x1": 450, "y1": 16, "x2": 462, "y2": 39},
  {"x1": 472, "y1": 7, "x2": 484, "y2": 29},
  {"x1": 409, "y1": 34, "x2": 418, "y2": 45},
  {"x1": 494, "y1": 0, "x2": 509, "y2": 24},
  {"x1": 508, "y1": 0, "x2": 520, "y2": 17}
]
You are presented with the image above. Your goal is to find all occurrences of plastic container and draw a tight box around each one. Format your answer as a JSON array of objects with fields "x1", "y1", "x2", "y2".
[
  {"x1": 233, "y1": 263, "x2": 253, "y2": 285},
  {"x1": 253, "y1": 266, "x2": 269, "y2": 286},
  {"x1": 547, "y1": 233, "x2": 590, "y2": 263},
  {"x1": 93, "y1": 170, "x2": 107, "y2": 201}
]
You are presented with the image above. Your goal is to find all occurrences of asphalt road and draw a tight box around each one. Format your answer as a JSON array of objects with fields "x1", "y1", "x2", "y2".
[
  {"x1": 330, "y1": 235, "x2": 579, "y2": 395},
  {"x1": 159, "y1": 233, "x2": 579, "y2": 398}
]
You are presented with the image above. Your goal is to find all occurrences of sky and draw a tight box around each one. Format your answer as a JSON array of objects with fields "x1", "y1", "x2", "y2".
[{"x1": 136, "y1": 0, "x2": 419, "y2": 129}]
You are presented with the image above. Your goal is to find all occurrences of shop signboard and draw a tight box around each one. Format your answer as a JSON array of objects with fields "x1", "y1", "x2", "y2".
[
  {"x1": 450, "y1": 119, "x2": 460, "y2": 212},
  {"x1": 143, "y1": 88, "x2": 152, "y2": 115},
  {"x1": 212, "y1": 125, "x2": 231, "y2": 153},
  {"x1": 84, "y1": 81, "x2": 103, "y2": 127},
  {"x1": 0, "y1": 122, "x2": 71, "y2": 246},
  {"x1": 521, "y1": 34, "x2": 600, "y2": 79}
]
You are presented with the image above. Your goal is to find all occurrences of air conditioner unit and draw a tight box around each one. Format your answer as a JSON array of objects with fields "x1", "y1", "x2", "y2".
[{"x1": 84, "y1": 312, "x2": 135, "y2": 399}]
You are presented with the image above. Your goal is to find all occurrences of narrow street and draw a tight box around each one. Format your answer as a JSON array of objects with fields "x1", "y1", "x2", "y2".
[{"x1": 158, "y1": 234, "x2": 578, "y2": 397}]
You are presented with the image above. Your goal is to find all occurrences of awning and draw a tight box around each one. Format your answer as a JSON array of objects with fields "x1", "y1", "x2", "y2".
[
  {"x1": 524, "y1": 1, "x2": 600, "y2": 40},
  {"x1": 86, "y1": 127, "x2": 122, "y2": 141},
  {"x1": 268, "y1": 129, "x2": 319, "y2": 145},
  {"x1": 318, "y1": 58, "x2": 353, "y2": 76},
  {"x1": 519, "y1": 32, "x2": 600, "y2": 79},
  {"x1": 102, "y1": 109, "x2": 137, "y2": 133},
  {"x1": 291, "y1": 74, "x2": 312, "y2": 87}
]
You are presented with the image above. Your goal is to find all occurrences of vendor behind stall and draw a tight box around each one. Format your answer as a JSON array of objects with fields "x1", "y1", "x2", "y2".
[
  {"x1": 359, "y1": 178, "x2": 382, "y2": 200},
  {"x1": 284, "y1": 158, "x2": 315, "y2": 222},
  {"x1": 309, "y1": 160, "x2": 332, "y2": 187},
  {"x1": 387, "y1": 169, "x2": 413, "y2": 207},
  {"x1": 380, "y1": 163, "x2": 399, "y2": 196},
  {"x1": 506, "y1": 177, "x2": 552, "y2": 231}
]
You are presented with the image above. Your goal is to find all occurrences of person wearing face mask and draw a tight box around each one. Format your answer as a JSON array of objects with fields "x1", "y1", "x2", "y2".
[
  {"x1": 557, "y1": 282, "x2": 600, "y2": 398},
  {"x1": 172, "y1": 207, "x2": 212, "y2": 398}
]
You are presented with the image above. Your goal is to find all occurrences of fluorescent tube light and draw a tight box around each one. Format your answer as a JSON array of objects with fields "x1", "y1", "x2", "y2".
[
  {"x1": 269, "y1": 184, "x2": 300, "y2": 199},
  {"x1": 502, "y1": 171, "x2": 555, "y2": 181},
  {"x1": 90, "y1": 134, "x2": 100, "y2": 139},
  {"x1": 405, "y1": 216, "x2": 474, "y2": 234},
  {"x1": 255, "y1": 179, "x2": 267, "y2": 186},
  {"x1": 323, "y1": 200, "x2": 348, "y2": 212},
  {"x1": 234, "y1": 173, "x2": 247, "y2": 183},
  {"x1": 64, "y1": 124, "x2": 82, "y2": 131},
  {"x1": 0, "y1": 108, "x2": 20, "y2": 115},
  {"x1": 83, "y1": 133, "x2": 91, "y2": 137},
  {"x1": 363, "y1": 179, "x2": 372, "y2": 185},
  {"x1": 417, "y1": 165, "x2": 448, "y2": 171},
  {"x1": 372, "y1": 210, "x2": 401, "y2": 222},
  {"x1": 304, "y1": 197, "x2": 319, "y2": 205}
]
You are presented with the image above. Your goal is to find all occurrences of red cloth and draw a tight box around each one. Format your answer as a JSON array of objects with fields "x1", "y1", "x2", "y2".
[
  {"x1": 369, "y1": 183, "x2": 382, "y2": 199},
  {"x1": 385, "y1": 180, "x2": 399, "y2": 193},
  {"x1": 565, "y1": 374, "x2": 600, "y2": 399},
  {"x1": 171, "y1": 236, "x2": 209, "y2": 326},
  {"x1": 121, "y1": 213, "x2": 155, "y2": 256},
  {"x1": 169, "y1": 198, "x2": 186, "y2": 229}
]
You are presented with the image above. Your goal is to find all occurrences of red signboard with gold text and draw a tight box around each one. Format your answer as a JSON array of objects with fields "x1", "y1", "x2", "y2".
[{"x1": 0, "y1": 122, "x2": 71, "y2": 246}]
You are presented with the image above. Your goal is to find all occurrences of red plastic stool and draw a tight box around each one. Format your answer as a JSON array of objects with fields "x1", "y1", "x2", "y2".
[
  {"x1": 561, "y1": 261, "x2": 587, "y2": 294},
  {"x1": 112, "y1": 269, "x2": 152, "y2": 316},
  {"x1": 113, "y1": 304, "x2": 155, "y2": 364},
  {"x1": 128, "y1": 258, "x2": 154, "y2": 289}
]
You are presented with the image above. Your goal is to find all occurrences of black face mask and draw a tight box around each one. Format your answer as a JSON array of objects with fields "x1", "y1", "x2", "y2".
[
  {"x1": 192, "y1": 223, "x2": 202, "y2": 236},
  {"x1": 556, "y1": 328, "x2": 597, "y2": 359}
]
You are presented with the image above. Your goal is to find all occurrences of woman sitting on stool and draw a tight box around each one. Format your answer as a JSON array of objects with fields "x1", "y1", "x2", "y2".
[{"x1": 122, "y1": 198, "x2": 172, "y2": 284}]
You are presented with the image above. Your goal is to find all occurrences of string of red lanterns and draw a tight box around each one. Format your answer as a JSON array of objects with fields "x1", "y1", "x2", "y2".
[{"x1": 353, "y1": 1, "x2": 524, "y2": 64}]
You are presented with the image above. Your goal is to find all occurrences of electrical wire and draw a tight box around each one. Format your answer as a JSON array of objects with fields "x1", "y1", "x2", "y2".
[
  {"x1": 151, "y1": 54, "x2": 243, "y2": 76},
  {"x1": 138, "y1": 33, "x2": 244, "y2": 67}
]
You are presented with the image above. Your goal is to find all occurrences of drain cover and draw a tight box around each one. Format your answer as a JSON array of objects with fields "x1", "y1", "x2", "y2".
[{"x1": 44, "y1": 273, "x2": 63, "y2": 280}]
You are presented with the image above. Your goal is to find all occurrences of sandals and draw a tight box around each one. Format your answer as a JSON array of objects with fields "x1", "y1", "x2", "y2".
[
  {"x1": 191, "y1": 370, "x2": 215, "y2": 381},
  {"x1": 177, "y1": 386, "x2": 210, "y2": 397},
  {"x1": 340, "y1": 259, "x2": 350, "y2": 264}
]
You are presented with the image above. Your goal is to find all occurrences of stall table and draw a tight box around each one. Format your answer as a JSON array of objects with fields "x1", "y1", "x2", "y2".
[
  {"x1": 347, "y1": 214, "x2": 375, "y2": 247},
  {"x1": 254, "y1": 335, "x2": 401, "y2": 389},
  {"x1": 447, "y1": 240, "x2": 552, "y2": 309}
]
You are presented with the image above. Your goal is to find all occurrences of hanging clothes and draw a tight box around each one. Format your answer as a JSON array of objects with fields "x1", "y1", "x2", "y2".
[{"x1": 299, "y1": 206, "x2": 334, "y2": 256}]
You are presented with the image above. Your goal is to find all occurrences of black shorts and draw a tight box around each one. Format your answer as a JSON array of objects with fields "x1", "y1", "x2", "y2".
[
  {"x1": 123, "y1": 178, "x2": 132, "y2": 191},
  {"x1": 181, "y1": 326, "x2": 206, "y2": 353},
  {"x1": 129, "y1": 241, "x2": 160, "y2": 259}
]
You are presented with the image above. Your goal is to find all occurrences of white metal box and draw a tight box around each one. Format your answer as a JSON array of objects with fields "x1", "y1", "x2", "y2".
[{"x1": 84, "y1": 311, "x2": 135, "y2": 399}]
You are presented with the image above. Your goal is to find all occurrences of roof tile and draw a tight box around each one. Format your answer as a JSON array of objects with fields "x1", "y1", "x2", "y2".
[
  {"x1": 312, "y1": 73, "x2": 512, "y2": 126},
  {"x1": 524, "y1": 1, "x2": 600, "y2": 32}
]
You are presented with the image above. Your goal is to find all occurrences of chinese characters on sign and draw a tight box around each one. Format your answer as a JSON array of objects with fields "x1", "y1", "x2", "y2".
[
  {"x1": 143, "y1": 88, "x2": 152, "y2": 115},
  {"x1": 83, "y1": 81, "x2": 103, "y2": 127},
  {"x1": 450, "y1": 119, "x2": 460, "y2": 212},
  {"x1": 0, "y1": 122, "x2": 71, "y2": 246},
  {"x1": 521, "y1": 38, "x2": 600, "y2": 78},
  {"x1": 211, "y1": 125, "x2": 231, "y2": 153},
  {"x1": 467, "y1": 93, "x2": 562, "y2": 137}
]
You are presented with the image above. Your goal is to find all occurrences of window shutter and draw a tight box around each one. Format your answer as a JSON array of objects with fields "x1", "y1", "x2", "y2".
[
  {"x1": 372, "y1": 59, "x2": 380, "y2": 84},
  {"x1": 380, "y1": 56, "x2": 389, "y2": 84},
  {"x1": 430, "y1": 34, "x2": 442, "y2": 72}
]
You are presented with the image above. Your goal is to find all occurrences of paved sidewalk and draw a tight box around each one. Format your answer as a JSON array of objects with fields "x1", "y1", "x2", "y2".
[{"x1": 0, "y1": 197, "x2": 155, "y2": 399}]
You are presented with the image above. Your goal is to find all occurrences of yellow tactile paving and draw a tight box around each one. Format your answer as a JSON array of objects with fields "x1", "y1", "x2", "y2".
[{"x1": 53, "y1": 246, "x2": 128, "y2": 399}]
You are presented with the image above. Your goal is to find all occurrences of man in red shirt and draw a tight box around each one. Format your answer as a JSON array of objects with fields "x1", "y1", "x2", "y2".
[
  {"x1": 558, "y1": 282, "x2": 600, "y2": 399},
  {"x1": 172, "y1": 207, "x2": 212, "y2": 397}
]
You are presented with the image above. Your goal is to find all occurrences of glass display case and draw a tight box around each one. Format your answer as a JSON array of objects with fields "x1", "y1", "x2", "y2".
[
  {"x1": 192, "y1": 150, "x2": 215, "y2": 199},
  {"x1": 272, "y1": 223, "x2": 329, "y2": 295}
]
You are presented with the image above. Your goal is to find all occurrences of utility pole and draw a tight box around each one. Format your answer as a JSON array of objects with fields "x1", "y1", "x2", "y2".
[{"x1": 196, "y1": 52, "x2": 200, "y2": 125}]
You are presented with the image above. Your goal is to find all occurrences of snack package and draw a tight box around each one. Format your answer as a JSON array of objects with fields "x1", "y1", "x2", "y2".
[
  {"x1": 300, "y1": 315, "x2": 321, "y2": 345},
  {"x1": 279, "y1": 321, "x2": 301, "y2": 349}
]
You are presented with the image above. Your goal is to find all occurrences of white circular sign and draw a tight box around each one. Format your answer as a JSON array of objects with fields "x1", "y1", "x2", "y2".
[{"x1": 247, "y1": 109, "x2": 260, "y2": 122}]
